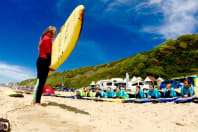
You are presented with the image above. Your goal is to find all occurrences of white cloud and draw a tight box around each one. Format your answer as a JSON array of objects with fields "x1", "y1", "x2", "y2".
[
  {"x1": 141, "y1": 0, "x2": 198, "y2": 39},
  {"x1": 55, "y1": 0, "x2": 198, "y2": 39},
  {"x1": 101, "y1": 0, "x2": 109, "y2": 3},
  {"x1": 0, "y1": 62, "x2": 35, "y2": 83},
  {"x1": 105, "y1": 0, "x2": 133, "y2": 12},
  {"x1": 56, "y1": 0, "x2": 134, "y2": 20},
  {"x1": 55, "y1": 0, "x2": 138, "y2": 34},
  {"x1": 149, "y1": 0, "x2": 162, "y2": 5},
  {"x1": 88, "y1": 0, "x2": 137, "y2": 30}
]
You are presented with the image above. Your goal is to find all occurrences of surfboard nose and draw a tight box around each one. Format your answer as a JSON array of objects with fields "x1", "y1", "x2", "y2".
[
  {"x1": 78, "y1": 5, "x2": 85, "y2": 20},
  {"x1": 78, "y1": 5, "x2": 85, "y2": 11}
]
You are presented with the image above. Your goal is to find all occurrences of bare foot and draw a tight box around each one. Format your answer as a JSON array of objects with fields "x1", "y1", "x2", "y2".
[
  {"x1": 32, "y1": 101, "x2": 41, "y2": 106},
  {"x1": 35, "y1": 103, "x2": 41, "y2": 106},
  {"x1": 32, "y1": 101, "x2": 36, "y2": 105}
]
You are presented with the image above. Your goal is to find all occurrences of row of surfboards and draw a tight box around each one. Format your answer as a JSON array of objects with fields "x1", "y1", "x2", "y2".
[
  {"x1": 53, "y1": 94, "x2": 198, "y2": 103},
  {"x1": 5, "y1": 90, "x2": 198, "y2": 103}
]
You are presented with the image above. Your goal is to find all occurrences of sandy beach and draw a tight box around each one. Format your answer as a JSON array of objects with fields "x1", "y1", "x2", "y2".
[{"x1": 1, "y1": 86, "x2": 198, "y2": 132}]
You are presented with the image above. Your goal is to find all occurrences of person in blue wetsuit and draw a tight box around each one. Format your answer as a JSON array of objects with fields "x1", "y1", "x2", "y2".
[
  {"x1": 147, "y1": 83, "x2": 161, "y2": 99},
  {"x1": 105, "y1": 87, "x2": 114, "y2": 98},
  {"x1": 181, "y1": 79, "x2": 194, "y2": 98},
  {"x1": 100, "y1": 90, "x2": 106, "y2": 98},
  {"x1": 114, "y1": 86, "x2": 129, "y2": 99},
  {"x1": 163, "y1": 83, "x2": 177, "y2": 98},
  {"x1": 95, "y1": 88, "x2": 102, "y2": 97},
  {"x1": 95, "y1": 88, "x2": 106, "y2": 98},
  {"x1": 135, "y1": 86, "x2": 146, "y2": 98}
]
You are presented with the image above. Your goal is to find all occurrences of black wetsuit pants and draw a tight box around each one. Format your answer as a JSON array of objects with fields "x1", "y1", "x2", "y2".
[{"x1": 34, "y1": 57, "x2": 50, "y2": 103}]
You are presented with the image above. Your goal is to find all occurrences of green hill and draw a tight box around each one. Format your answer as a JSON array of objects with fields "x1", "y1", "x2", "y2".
[{"x1": 19, "y1": 33, "x2": 198, "y2": 88}]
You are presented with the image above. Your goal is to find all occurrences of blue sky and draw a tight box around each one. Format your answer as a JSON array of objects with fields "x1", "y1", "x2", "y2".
[{"x1": 0, "y1": 0, "x2": 198, "y2": 83}]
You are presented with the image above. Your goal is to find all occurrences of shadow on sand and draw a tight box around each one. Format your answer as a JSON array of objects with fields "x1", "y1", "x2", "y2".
[{"x1": 41, "y1": 101, "x2": 89, "y2": 115}]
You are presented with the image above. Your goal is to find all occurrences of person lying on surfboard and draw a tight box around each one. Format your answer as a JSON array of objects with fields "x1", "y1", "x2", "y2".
[
  {"x1": 86, "y1": 88, "x2": 96, "y2": 97},
  {"x1": 113, "y1": 86, "x2": 129, "y2": 99},
  {"x1": 147, "y1": 83, "x2": 161, "y2": 99},
  {"x1": 100, "y1": 89, "x2": 106, "y2": 98},
  {"x1": 95, "y1": 88, "x2": 101, "y2": 97},
  {"x1": 94, "y1": 88, "x2": 105, "y2": 98},
  {"x1": 162, "y1": 83, "x2": 177, "y2": 98},
  {"x1": 135, "y1": 86, "x2": 146, "y2": 99},
  {"x1": 32, "y1": 26, "x2": 57, "y2": 105},
  {"x1": 75, "y1": 88, "x2": 86, "y2": 97},
  {"x1": 181, "y1": 79, "x2": 194, "y2": 98},
  {"x1": 105, "y1": 87, "x2": 114, "y2": 98}
]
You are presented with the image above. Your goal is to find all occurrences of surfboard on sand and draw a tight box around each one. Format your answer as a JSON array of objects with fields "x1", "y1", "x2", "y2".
[
  {"x1": 174, "y1": 96, "x2": 197, "y2": 103},
  {"x1": 50, "y1": 5, "x2": 85, "y2": 74},
  {"x1": 4, "y1": 90, "x2": 24, "y2": 97}
]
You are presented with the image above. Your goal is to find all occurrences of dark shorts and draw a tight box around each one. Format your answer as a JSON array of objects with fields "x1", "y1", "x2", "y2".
[{"x1": 37, "y1": 57, "x2": 50, "y2": 78}]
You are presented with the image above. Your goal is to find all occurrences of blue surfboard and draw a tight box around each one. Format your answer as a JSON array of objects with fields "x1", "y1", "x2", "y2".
[{"x1": 174, "y1": 96, "x2": 197, "y2": 103}]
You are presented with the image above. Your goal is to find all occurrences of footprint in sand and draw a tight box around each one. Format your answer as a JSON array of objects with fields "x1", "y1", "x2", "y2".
[{"x1": 6, "y1": 106, "x2": 93, "y2": 132}]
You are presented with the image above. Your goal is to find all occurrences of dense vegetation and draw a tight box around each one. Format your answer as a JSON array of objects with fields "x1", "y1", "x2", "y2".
[{"x1": 19, "y1": 33, "x2": 198, "y2": 88}]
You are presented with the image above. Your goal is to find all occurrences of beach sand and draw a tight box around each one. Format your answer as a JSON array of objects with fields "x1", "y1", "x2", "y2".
[{"x1": 1, "y1": 86, "x2": 198, "y2": 132}]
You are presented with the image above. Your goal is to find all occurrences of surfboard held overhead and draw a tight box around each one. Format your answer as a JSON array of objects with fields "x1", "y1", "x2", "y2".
[{"x1": 50, "y1": 5, "x2": 85, "y2": 73}]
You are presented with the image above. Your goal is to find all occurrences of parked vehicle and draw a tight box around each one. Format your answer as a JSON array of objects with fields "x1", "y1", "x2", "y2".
[
  {"x1": 160, "y1": 80, "x2": 181, "y2": 89},
  {"x1": 129, "y1": 82, "x2": 144, "y2": 92},
  {"x1": 96, "y1": 78, "x2": 126, "y2": 91}
]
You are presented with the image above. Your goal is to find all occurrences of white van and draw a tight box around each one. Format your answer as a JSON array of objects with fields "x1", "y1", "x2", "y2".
[{"x1": 96, "y1": 78, "x2": 126, "y2": 91}]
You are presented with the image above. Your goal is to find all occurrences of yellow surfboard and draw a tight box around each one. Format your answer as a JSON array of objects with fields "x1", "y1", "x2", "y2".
[
  {"x1": 4, "y1": 90, "x2": 24, "y2": 97},
  {"x1": 50, "y1": 5, "x2": 85, "y2": 73}
]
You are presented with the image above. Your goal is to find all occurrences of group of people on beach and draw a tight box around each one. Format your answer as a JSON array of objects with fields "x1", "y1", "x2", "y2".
[
  {"x1": 75, "y1": 86, "x2": 129, "y2": 99},
  {"x1": 32, "y1": 26, "x2": 196, "y2": 105},
  {"x1": 75, "y1": 79, "x2": 195, "y2": 99}
]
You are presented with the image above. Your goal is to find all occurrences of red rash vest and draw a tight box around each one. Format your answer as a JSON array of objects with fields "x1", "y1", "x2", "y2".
[{"x1": 38, "y1": 34, "x2": 52, "y2": 59}]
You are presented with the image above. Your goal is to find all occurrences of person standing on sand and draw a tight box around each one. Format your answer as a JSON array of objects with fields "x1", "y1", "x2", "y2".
[{"x1": 32, "y1": 26, "x2": 57, "y2": 105}]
